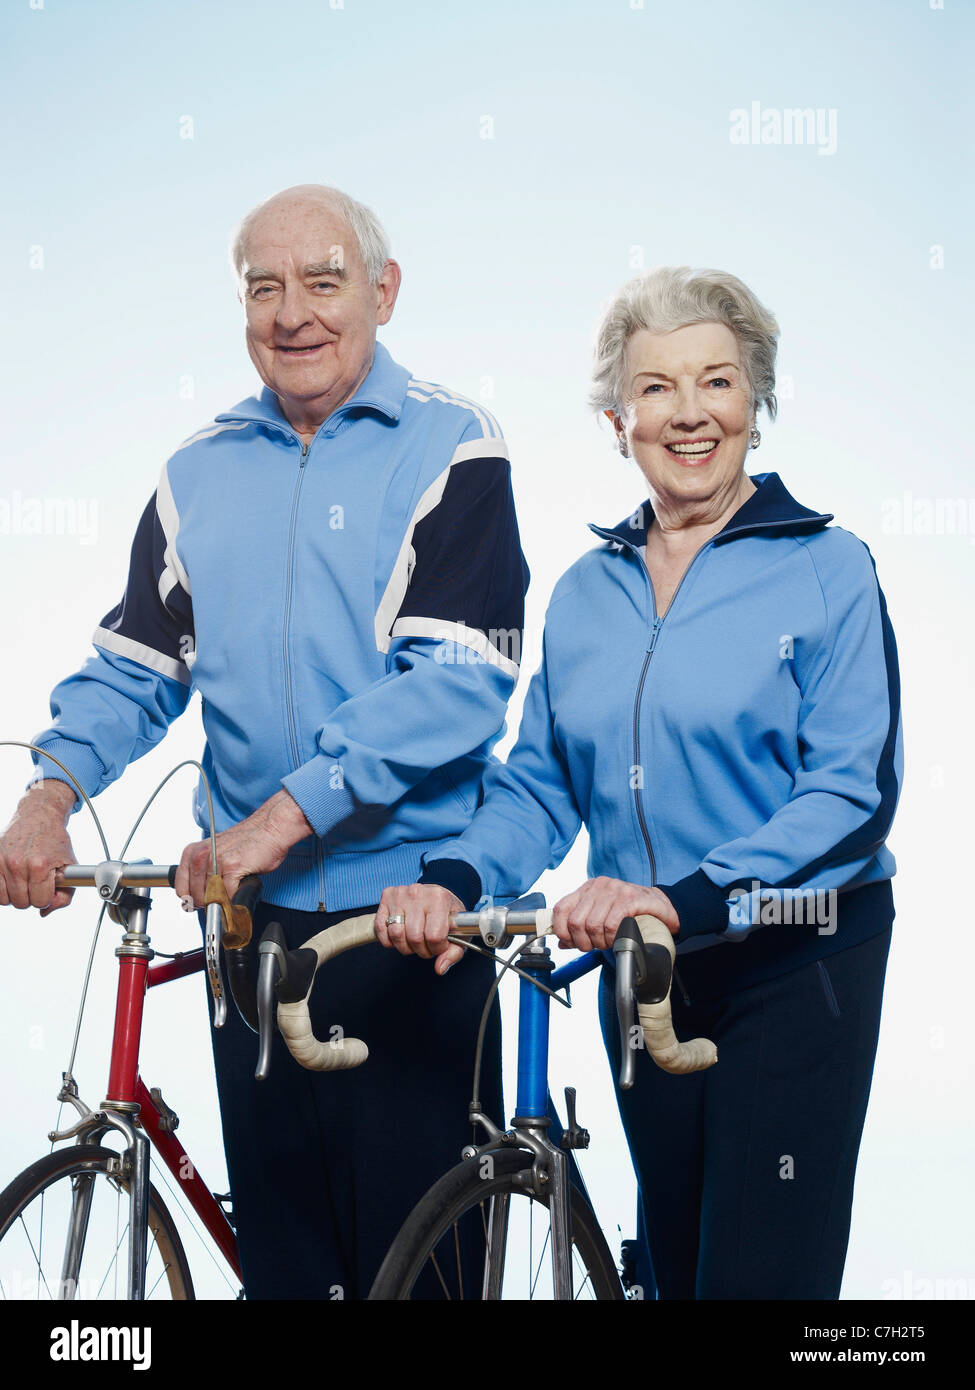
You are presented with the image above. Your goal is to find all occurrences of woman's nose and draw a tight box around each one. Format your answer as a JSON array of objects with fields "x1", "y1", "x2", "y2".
[{"x1": 669, "y1": 386, "x2": 709, "y2": 428}]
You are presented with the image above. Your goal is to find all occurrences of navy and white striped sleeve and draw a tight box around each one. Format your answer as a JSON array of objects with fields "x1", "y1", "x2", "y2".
[
  {"x1": 93, "y1": 467, "x2": 194, "y2": 684},
  {"x1": 281, "y1": 432, "x2": 530, "y2": 836},
  {"x1": 30, "y1": 468, "x2": 194, "y2": 808},
  {"x1": 387, "y1": 447, "x2": 528, "y2": 677}
]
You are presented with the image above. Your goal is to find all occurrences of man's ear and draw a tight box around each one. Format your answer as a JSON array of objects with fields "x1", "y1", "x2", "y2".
[{"x1": 375, "y1": 259, "x2": 402, "y2": 326}]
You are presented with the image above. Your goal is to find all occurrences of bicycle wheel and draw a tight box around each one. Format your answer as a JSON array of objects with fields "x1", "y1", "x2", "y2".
[
  {"x1": 0, "y1": 1144, "x2": 194, "y2": 1300},
  {"x1": 369, "y1": 1147, "x2": 623, "y2": 1300}
]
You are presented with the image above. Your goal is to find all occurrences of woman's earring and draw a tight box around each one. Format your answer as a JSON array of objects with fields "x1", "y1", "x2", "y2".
[
  {"x1": 749, "y1": 427, "x2": 761, "y2": 450},
  {"x1": 619, "y1": 436, "x2": 629, "y2": 457}
]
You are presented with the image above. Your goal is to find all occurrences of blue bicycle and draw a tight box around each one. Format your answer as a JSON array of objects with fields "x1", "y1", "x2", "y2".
[{"x1": 253, "y1": 895, "x2": 718, "y2": 1300}]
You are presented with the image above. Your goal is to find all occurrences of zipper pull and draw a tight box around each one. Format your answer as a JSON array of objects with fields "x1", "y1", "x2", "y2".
[{"x1": 647, "y1": 618, "x2": 662, "y2": 656}]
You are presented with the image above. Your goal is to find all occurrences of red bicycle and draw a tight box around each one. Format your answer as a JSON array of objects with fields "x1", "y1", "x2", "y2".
[{"x1": 0, "y1": 857, "x2": 252, "y2": 1300}]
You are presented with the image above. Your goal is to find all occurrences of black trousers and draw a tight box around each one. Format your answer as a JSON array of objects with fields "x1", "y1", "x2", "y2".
[
  {"x1": 598, "y1": 928, "x2": 892, "y2": 1299},
  {"x1": 204, "y1": 901, "x2": 502, "y2": 1300}
]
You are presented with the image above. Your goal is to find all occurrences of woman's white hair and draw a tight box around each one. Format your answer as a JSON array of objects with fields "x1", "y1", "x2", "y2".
[
  {"x1": 589, "y1": 266, "x2": 780, "y2": 421},
  {"x1": 229, "y1": 184, "x2": 392, "y2": 286}
]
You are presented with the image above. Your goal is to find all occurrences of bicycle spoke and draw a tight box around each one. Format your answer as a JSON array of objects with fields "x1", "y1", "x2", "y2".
[
  {"x1": 148, "y1": 1156, "x2": 237, "y2": 1296},
  {"x1": 427, "y1": 1247, "x2": 451, "y2": 1300},
  {"x1": 573, "y1": 1243, "x2": 595, "y2": 1299},
  {"x1": 529, "y1": 1214, "x2": 551, "y2": 1299},
  {"x1": 145, "y1": 1260, "x2": 170, "y2": 1299},
  {"x1": 94, "y1": 1221, "x2": 128, "y2": 1300},
  {"x1": 114, "y1": 1190, "x2": 121, "y2": 1299},
  {"x1": 16, "y1": 1215, "x2": 55, "y2": 1300},
  {"x1": 453, "y1": 1222, "x2": 464, "y2": 1301},
  {"x1": 36, "y1": 1189, "x2": 45, "y2": 1299}
]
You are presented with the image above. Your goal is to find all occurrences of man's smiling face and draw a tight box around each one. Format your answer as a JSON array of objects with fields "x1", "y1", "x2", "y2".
[{"x1": 238, "y1": 192, "x2": 400, "y2": 434}]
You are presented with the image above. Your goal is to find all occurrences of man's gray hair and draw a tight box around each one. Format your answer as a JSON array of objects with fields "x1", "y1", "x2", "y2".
[
  {"x1": 229, "y1": 184, "x2": 392, "y2": 286},
  {"x1": 589, "y1": 266, "x2": 780, "y2": 421}
]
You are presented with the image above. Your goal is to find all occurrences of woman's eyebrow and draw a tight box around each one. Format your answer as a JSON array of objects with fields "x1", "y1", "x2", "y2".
[{"x1": 632, "y1": 362, "x2": 740, "y2": 381}]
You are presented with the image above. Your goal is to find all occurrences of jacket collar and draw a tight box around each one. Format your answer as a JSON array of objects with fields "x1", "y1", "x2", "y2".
[
  {"x1": 215, "y1": 341, "x2": 411, "y2": 432},
  {"x1": 590, "y1": 472, "x2": 833, "y2": 551}
]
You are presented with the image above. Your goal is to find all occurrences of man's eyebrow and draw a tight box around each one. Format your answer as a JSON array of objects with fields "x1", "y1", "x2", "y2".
[
  {"x1": 303, "y1": 262, "x2": 348, "y2": 279},
  {"x1": 243, "y1": 267, "x2": 278, "y2": 286},
  {"x1": 242, "y1": 263, "x2": 349, "y2": 285}
]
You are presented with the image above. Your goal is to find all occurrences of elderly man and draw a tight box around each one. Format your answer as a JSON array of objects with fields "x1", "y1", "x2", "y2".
[{"x1": 0, "y1": 184, "x2": 528, "y2": 1298}]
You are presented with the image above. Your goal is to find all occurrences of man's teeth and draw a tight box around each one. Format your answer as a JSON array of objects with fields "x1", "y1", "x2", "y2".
[{"x1": 668, "y1": 441, "x2": 716, "y2": 454}]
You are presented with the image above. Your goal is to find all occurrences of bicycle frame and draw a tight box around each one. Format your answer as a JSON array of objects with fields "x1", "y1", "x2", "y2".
[
  {"x1": 51, "y1": 880, "x2": 241, "y2": 1298},
  {"x1": 467, "y1": 936, "x2": 605, "y2": 1300}
]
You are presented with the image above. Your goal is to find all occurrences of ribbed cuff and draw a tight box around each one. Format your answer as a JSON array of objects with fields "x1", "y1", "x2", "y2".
[
  {"x1": 281, "y1": 755, "x2": 356, "y2": 839},
  {"x1": 29, "y1": 739, "x2": 107, "y2": 814},
  {"x1": 418, "y1": 856, "x2": 483, "y2": 912},
  {"x1": 657, "y1": 868, "x2": 731, "y2": 941}
]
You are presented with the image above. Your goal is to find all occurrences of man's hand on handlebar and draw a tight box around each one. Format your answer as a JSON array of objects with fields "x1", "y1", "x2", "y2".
[
  {"x1": 0, "y1": 781, "x2": 78, "y2": 916},
  {"x1": 375, "y1": 883, "x2": 466, "y2": 976},
  {"x1": 175, "y1": 790, "x2": 313, "y2": 909},
  {"x1": 551, "y1": 878, "x2": 679, "y2": 951}
]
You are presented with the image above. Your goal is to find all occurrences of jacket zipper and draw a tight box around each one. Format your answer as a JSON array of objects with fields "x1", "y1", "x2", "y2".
[
  {"x1": 631, "y1": 619, "x2": 662, "y2": 885},
  {"x1": 282, "y1": 441, "x2": 308, "y2": 773},
  {"x1": 630, "y1": 544, "x2": 712, "y2": 1006},
  {"x1": 281, "y1": 441, "x2": 327, "y2": 910}
]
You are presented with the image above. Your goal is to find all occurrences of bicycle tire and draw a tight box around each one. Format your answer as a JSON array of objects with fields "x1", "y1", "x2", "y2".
[
  {"x1": 0, "y1": 1144, "x2": 194, "y2": 1300},
  {"x1": 369, "y1": 1147, "x2": 624, "y2": 1300}
]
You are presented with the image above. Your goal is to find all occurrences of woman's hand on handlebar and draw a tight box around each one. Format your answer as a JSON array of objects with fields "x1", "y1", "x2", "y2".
[
  {"x1": 375, "y1": 883, "x2": 466, "y2": 976},
  {"x1": 551, "y1": 878, "x2": 680, "y2": 951}
]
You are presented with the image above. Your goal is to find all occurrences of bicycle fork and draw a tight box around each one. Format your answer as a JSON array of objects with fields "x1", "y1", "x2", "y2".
[
  {"x1": 504, "y1": 938, "x2": 574, "y2": 1300},
  {"x1": 50, "y1": 876, "x2": 155, "y2": 1300},
  {"x1": 54, "y1": 1111, "x2": 150, "y2": 1301}
]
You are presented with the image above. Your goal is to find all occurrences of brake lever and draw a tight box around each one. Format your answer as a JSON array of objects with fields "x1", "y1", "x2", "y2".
[
  {"x1": 223, "y1": 875, "x2": 263, "y2": 1033},
  {"x1": 255, "y1": 945, "x2": 281, "y2": 1082},
  {"x1": 613, "y1": 916, "x2": 673, "y2": 1090},
  {"x1": 202, "y1": 874, "x2": 265, "y2": 1032},
  {"x1": 204, "y1": 901, "x2": 228, "y2": 1028},
  {"x1": 255, "y1": 922, "x2": 318, "y2": 1081},
  {"x1": 614, "y1": 947, "x2": 638, "y2": 1090}
]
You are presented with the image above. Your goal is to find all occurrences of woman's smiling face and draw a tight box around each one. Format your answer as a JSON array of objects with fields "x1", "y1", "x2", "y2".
[{"x1": 612, "y1": 321, "x2": 755, "y2": 515}]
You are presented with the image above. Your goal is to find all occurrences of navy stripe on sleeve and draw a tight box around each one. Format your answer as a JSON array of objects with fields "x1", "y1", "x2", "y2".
[
  {"x1": 395, "y1": 457, "x2": 529, "y2": 668},
  {"x1": 96, "y1": 494, "x2": 195, "y2": 680}
]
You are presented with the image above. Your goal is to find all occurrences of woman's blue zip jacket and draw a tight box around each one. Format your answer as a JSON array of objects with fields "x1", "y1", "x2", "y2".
[{"x1": 422, "y1": 471, "x2": 902, "y2": 997}]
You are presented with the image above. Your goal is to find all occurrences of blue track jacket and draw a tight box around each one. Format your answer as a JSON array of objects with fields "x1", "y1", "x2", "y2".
[
  {"x1": 423, "y1": 473, "x2": 901, "y2": 994},
  {"x1": 31, "y1": 344, "x2": 530, "y2": 912}
]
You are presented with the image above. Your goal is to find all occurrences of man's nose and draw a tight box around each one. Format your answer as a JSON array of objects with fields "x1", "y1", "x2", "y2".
[{"x1": 275, "y1": 284, "x2": 315, "y2": 332}]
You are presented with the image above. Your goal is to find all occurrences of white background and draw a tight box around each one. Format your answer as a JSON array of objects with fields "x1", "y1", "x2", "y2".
[{"x1": 1, "y1": 0, "x2": 971, "y2": 1302}]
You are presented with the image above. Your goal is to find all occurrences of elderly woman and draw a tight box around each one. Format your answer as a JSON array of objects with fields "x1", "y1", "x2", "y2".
[{"x1": 377, "y1": 267, "x2": 901, "y2": 1300}]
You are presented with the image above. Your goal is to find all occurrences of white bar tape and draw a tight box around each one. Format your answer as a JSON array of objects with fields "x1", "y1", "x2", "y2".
[
  {"x1": 276, "y1": 913, "x2": 378, "y2": 1072},
  {"x1": 634, "y1": 915, "x2": 718, "y2": 1075}
]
